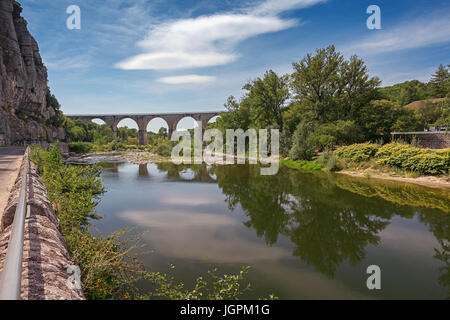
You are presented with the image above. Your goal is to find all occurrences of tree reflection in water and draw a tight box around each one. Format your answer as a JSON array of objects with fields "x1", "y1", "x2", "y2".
[
  {"x1": 108, "y1": 161, "x2": 450, "y2": 296},
  {"x1": 210, "y1": 165, "x2": 449, "y2": 295}
]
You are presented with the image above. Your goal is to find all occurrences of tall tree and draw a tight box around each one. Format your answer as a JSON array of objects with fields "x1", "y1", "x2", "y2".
[
  {"x1": 430, "y1": 64, "x2": 450, "y2": 98},
  {"x1": 242, "y1": 70, "x2": 290, "y2": 130},
  {"x1": 291, "y1": 45, "x2": 380, "y2": 123},
  {"x1": 215, "y1": 95, "x2": 251, "y2": 131}
]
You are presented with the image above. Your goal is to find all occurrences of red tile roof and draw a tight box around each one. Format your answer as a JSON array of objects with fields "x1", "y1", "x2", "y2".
[{"x1": 404, "y1": 98, "x2": 448, "y2": 108}]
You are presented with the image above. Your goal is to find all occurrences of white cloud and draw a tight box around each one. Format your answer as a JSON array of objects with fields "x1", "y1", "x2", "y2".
[
  {"x1": 116, "y1": 14, "x2": 295, "y2": 70},
  {"x1": 157, "y1": 74, "x2": 216, "y2": 84},
  {"x1": 346, "y1": 11, "x2": 450, "y2": 55},
  {"x1": 115, "y1": 0, "x2": 326, "y2": 71},
  {"x1": 250, "y1": 0, "x2": 328, "y2": 16}
]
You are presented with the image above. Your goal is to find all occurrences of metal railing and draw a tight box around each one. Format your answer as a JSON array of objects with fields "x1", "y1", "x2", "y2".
[{"x1": 0, "y1": 147, "x2": 30, "y2": 300}]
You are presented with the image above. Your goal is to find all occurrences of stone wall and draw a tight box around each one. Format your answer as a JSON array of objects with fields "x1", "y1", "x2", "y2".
[
  {"x1": 0, "y1": 156, "x2": 84, "y2": 300},
  {"x1": 416, "y1": 133, "x2": 450, "y2": 149}
]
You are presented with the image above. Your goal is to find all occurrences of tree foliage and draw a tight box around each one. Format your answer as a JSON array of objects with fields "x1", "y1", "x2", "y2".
[{"x1": 430, "y1": 64, "x2": 450, "y2": 98}]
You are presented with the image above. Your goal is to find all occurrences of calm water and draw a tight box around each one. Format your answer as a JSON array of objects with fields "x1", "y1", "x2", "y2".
[{"x1": 92, "y1": 161, "x2": 450, "y2": 299}]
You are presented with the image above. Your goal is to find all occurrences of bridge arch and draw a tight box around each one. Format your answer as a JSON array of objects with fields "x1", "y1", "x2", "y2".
[
  {"x1": 207, "y1": 115, "x2": 220, "y2": 125},
  {"x1": 176, "y1": 116, "x2": 199, "y2": 132},
  {"x1": 115, "y1": 117, "x2": 139, "y2": 144},
  {"x1": 89, "y1": 118, "x2": 106, "y2": 125},
  {"x1": 147, "y1": 117, "x2": 169, "y2": 138}
]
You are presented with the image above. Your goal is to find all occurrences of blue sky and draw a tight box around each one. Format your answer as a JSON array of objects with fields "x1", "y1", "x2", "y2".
[{"x1": 21, "y1": 0, "x2": 450, "y2": 131}]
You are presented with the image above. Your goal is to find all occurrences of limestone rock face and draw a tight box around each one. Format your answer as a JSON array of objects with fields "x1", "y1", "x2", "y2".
[{"x1": 0, "y1": 0, "x2": 65, "y2": 145}]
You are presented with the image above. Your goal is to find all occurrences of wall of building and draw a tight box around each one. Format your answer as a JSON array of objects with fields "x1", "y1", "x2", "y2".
[{"x1": 416, "y1": 133, "x2": 450, "y2": 149}]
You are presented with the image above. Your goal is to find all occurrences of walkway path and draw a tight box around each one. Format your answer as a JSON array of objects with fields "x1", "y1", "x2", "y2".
[{"x1": 0, "y1": 148, "x2": 24, "y2": 219}]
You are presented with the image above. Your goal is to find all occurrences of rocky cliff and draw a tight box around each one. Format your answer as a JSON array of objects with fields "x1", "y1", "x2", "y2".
[{"x1": 0, "y1": 0, "x2": 65, "y2": 146}]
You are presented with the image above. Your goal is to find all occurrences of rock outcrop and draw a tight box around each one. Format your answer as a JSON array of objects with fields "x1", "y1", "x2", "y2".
[{"x1": 0, "y1": 0, "x2": 65, "y2": 146}]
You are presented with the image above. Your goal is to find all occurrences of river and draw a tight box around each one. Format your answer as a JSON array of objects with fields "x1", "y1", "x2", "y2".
[{"x1": 92, "y1": 161, "x2": 450, "y2": 299}]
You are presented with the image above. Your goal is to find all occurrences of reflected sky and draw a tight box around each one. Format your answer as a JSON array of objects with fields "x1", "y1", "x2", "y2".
[{"x1": 93, "y1": 162, "x2": 450, "y2": 299}]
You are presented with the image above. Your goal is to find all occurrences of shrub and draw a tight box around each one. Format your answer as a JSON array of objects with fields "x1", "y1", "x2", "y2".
[
  {"x1": 69, "y1": 142, "x2": 92, "y2": 154},
  {"x1": 155, "y1": 141, "x2": 173, "y2": 156},
  {"x1": 374, "y1": 143, "x2": 450, "y2": 175},
  {"x1": 109, "y1": 139, "x2": 126, "y2": 151},
  {"x1": 334, "y1": 143, "x2": 379, "y2": 163},
  {"x1": 436, "y1": 148, "x2": 450, "y2": 158},
  {"x1": 375, "y1": 143, "x2": 427, "y2": 167},
  {"x1": 289, "y1": 120, "x2": 316, "y2": 161},
  {"x1": 279, "y1": 130, "x2": 292, "y2": 158},
  {"x1": 403, "y1": 153, "x2": 449, "y2": 175},
  {"x1": 316, "y1": 148, "x2": 340, "y2": 171},
  {"x1": 312, "y1": 134, "x2": 336, "y2": 151}
]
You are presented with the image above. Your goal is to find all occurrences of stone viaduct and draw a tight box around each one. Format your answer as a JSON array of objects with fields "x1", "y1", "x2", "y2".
[{"x1": 66, "y1": 111, "x2": 222, "y2": 145}]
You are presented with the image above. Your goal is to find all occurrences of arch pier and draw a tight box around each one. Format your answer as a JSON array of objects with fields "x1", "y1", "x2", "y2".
[{"x1": 67, "y1": 112, "x2": 221, "y2": 146}]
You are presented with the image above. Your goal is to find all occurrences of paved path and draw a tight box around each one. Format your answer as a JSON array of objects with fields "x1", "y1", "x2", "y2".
[{"x1": 0, "y1": 148, "x2": 24, "y2": 219}]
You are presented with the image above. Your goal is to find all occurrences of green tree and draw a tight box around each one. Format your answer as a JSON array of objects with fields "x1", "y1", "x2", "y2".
[
  {"x1": 378, "y1": 80, "x2": 433, "y2": 105},
  {"x1": 430, "y1": 64, "x2": 450, "y2": 98},
  {"x1": 433, "y1": 99, "x2": 450, "y2": 129},
  {"x1": 357, "y1": 100, "x2": 398, "y2": 141},
  {"x1": 416, "y1": 101, "x2": 446, "y2": 128},
  {"x1": 290, "y1": 45, "x2": 380, "y2": 123},
  {"x1": 391, "y1": 108, "x2": 424, "y2": 132},
  {"x1": 215, "y1": 96, "x2": 251, "y2": 131},
  {"x1": 242, "y1": 70, "x2": 290, "y2": 129},
  {"x1": 289, "y1": 120, "x2": 316, "y2": 160}
]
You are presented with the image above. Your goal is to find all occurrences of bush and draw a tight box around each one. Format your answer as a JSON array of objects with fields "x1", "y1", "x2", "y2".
[
  {"x1": 403, "y1": 153, "x2": 449, "y2": 175},
  {"x1": 109, "y1": 139, "x2": 126, "y2": 151},
  {"x1": 279, "y1": 130, "x2": 292, "y2": 158},
  {"x1": 316, "y1": 148, "x2": 340, "y2": 171},
  {"x1": 375, "y1": 143, "x2": 426, "y2": 167},
  {"x1": 155, "y1": 141, "x2": 173, "y2": 156},
  {"x1": 373, "y1": 143, "x2": 450, "y2": 175},
  {"x1": 69, "y1": 142, "x2": 92, "y2": 154},
  {"x1": 289, "y1": 120, "x2": 316, "y2": 160},
  {"x1": 334, "y1": 143, "x2": 380, "y2": 163}
]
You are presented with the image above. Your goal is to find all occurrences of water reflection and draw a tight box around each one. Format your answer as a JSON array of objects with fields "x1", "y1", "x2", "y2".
[{"x1": 96, "y1": 161, "x2": 450, "y2": 299}]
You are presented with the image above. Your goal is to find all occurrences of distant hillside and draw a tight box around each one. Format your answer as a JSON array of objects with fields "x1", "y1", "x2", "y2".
[
  {"x1": 378, "y1": 80, "x2": 434, "y2": 106},
  {"x1": 378, "y1": 64, "x2": 449, "y2": 106}
]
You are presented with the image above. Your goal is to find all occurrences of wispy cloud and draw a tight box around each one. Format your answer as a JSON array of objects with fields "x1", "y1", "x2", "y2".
[
  {"x1": 115, "y1": 0, "x2": 326, "y2": 71},
  {"x1": 43, "y1": 54, "x2": 93, "y2": 70},
  {"x1": 250, "y1": 0, "x2": 328, "y2": 16},
  {"x1": 346, "y1": 11, "x2": 450, "y2": 55},
  {"x1": 157, "y1": 74, "x2": 216, "y2": 84}
]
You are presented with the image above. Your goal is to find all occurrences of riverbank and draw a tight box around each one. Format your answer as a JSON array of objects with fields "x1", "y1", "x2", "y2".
[
  {"x1": 68, "y1": 150, "x2": 450, "y2": 189},
  {"x1": 337, "y1": 169, "x2": 450, "y2": 189}
]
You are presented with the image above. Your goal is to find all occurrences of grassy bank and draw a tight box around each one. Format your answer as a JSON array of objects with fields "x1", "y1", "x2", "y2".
[
  {"x1": 30, "y1": 146, "x2": 275, "y2": 300},
  {"x1": 334, "y1": 142, "x2": 450, "y2": 176},
  {"x1": 280, "y1": 142, "x2": 450, "y2": 188},
  {"x1": 280, "y1": 159, "x2": 324, "y2": 172}
]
